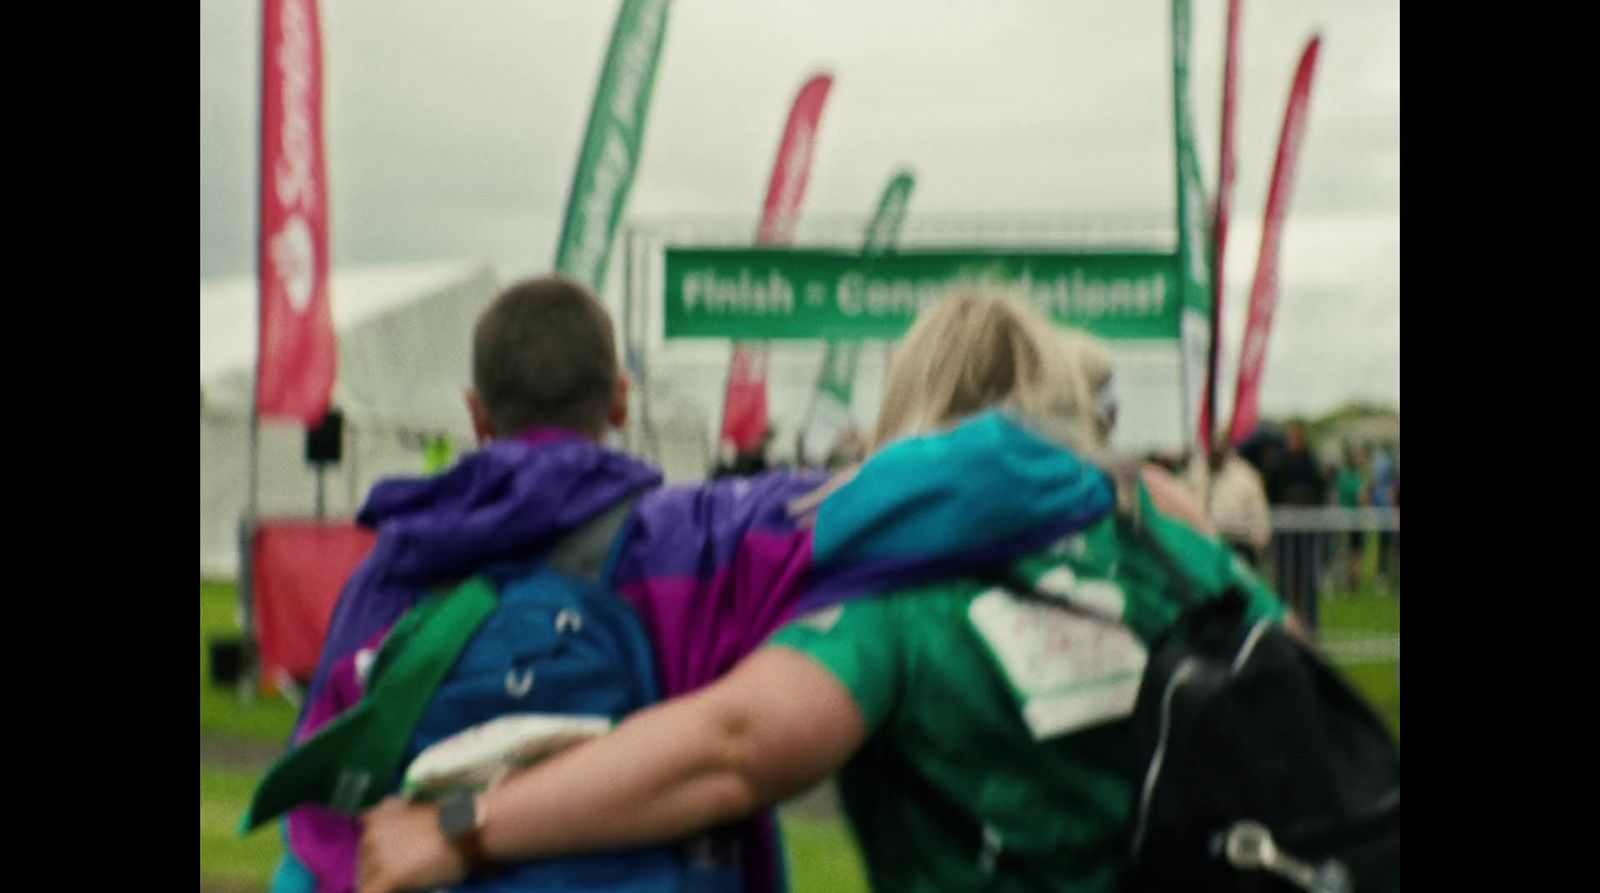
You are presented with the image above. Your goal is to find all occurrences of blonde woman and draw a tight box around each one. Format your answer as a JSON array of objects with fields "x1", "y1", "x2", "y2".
[{"x1": 357, "y1": 292, "x2": 1291, "y2": 893}]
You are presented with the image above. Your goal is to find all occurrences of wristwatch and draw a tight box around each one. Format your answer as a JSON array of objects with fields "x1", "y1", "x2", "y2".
[{"x1": 437, "y1": 791, "x2": 489, "y2": 868}]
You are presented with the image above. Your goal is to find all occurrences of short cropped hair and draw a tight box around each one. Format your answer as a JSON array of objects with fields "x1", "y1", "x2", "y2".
[{"x1": 472, "y1": 275, "x2": 618, "y2": 437}]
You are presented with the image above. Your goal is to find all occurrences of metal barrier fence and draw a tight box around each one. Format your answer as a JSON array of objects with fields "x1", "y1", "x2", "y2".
[{"x1": 1215, "y1": 506, "x2": 1400, "y2": 723}]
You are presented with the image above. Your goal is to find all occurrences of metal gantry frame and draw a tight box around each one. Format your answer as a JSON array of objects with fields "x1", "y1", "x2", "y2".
[{"x1": 618, "y1": 210, "x2": 1181, "y2": 467}]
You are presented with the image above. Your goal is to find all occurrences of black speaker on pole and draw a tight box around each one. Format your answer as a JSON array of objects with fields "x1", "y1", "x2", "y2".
[{"x1": 305, "y1": 407, "x2": 344, "y2": 465}]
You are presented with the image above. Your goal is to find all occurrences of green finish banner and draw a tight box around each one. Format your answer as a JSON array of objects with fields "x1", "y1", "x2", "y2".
[
  {"x1": 554, "y1": 0, "x2": 671, "y2": 291},
  {"x1": 663, "y1": 248, "x2": 1180, "y2": 341}
]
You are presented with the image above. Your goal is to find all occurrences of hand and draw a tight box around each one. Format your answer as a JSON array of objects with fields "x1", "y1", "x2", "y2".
[
  {"x1": 358, "y1": 797, "x2": 469, "y2": 893},
  {"x1": 1139, "y1": 463, "x2": 1216, "y2": 534},
  {"x1": 787, "y1": 465, "x2": 860, "y2": 521}
]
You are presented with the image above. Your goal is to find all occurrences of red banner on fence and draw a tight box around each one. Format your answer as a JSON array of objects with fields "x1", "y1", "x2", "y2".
[
  {"x1": 251, "y1": 521, "x2": 375, "y2": 690},
  {"x1": 258, "y1": 0, "x2": 337, "y2": 426}
]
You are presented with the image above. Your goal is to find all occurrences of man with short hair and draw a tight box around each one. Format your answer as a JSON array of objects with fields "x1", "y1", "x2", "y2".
[
  {"x1": 467, "y1": 277, "x2": 625, "y2": 440},
  {"x1": 277, "y1": 275, "x2": 832, "y2": 893}
]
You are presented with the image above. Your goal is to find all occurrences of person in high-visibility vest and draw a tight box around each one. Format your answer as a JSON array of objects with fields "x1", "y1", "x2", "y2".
[{"x1": 422, "y1": 434, "x2": 453, "y2": 475}]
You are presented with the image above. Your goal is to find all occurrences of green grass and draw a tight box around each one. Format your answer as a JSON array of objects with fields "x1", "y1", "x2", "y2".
[
  {"x1": 1341, "y1": 660, "x2": 1400, "y2": 739},
  {"x1": 201, "y1": 580, "x2": 298, "y2": 743},
  {"x1": 202, "y1": 767, "x2": 284, "y2": 891},
  {"x1": 1316, "y1": 589, "x2": 1401, "y2": 739},
  {"x1": 780, "y1": 813, "x2": 871, "y2": 893},
  {"x1": 201, "y1": 580, "x2": 293, "y2": 890},
  {"x1": 1318, "y1": 587, "x2": 1399, "y2": 634}
]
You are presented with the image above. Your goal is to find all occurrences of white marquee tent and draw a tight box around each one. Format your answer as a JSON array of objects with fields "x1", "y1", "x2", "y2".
[{"x1": 200, "y1": 261, "x2": 499, "y2": 578}]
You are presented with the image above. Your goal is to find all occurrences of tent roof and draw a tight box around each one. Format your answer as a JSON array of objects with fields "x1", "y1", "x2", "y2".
[{"x1": 199, "y1": 260, "x2": 487, "y2": 385}]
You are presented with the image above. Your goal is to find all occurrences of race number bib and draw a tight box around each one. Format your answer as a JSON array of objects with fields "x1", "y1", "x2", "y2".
[{"x1": 969, "y1": 585, "x2": 1147, "y2": 740}]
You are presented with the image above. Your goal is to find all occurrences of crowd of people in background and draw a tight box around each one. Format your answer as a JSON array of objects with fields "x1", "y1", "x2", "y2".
[
  {"x1": 712, "y1": 423, "x2": 870, "y2": 479},
  {"x1": 1155, "y1": 422, "x2": 1400, "y2": 619}
]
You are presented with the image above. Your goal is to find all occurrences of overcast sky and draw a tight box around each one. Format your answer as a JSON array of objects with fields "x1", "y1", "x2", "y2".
[{"x1": 200, "y1": 0, "x2": 1399, "y2": 421}]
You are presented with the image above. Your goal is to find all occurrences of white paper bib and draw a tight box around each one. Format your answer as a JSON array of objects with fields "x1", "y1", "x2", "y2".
[{"x1": 969, "y1": 585, "x2": 1148, "y2": 740}]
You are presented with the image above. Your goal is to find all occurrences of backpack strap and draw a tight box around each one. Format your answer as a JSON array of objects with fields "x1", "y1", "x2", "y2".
[
  {"x1": 980, "y1": 468, "x2": 1219, "y2": 624},
  {"x1": 545, "y1": 494, "x2": 640, "y2": 585},
  {"x1": 242, "y1": 577, "x2": 500, "y2": 829},
  {"x1": 1112, "y1": 466, "x2": 1245, "y2": 616}
]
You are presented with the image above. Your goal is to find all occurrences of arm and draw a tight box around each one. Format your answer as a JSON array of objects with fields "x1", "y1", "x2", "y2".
[
  {"x1": 1139, "y1": 463, "x2": 1215, "y2": 535},
  {"x1": 482, "y1": 647, "x2": 864, "y2": 855},
  {"x1": 357, "y1": 648, "x2": 866, "y2": 893}
]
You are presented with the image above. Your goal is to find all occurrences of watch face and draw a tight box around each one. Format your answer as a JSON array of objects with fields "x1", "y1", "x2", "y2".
[{"x1": 438, "y1": 793, "x2": 477, "y2": 840}]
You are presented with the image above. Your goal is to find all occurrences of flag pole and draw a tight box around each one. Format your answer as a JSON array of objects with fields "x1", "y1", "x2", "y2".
[
  {"x1": 795, "y1": 378, "x2": 822, "y2": 467},
  {"x1": 715, "y1": 345, "x2": 735, "y2": 470},
  {"x1": 239, "y1": 0, "x2": 271, "y2": 705},
  {"x1": 1204, "y1": 0, "x2": 1242, "y2": 452},
  {"x1": 249, "y1": 0, "x2": 267, "y2": 527}
]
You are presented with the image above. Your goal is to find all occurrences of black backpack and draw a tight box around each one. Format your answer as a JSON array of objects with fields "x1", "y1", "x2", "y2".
[
  {"x1": 1123, "y1": 589, "x2": 1400, "y2": 892},
  {"x1": 864, "y1": 482, "x2": 1400, "y2": 892}
]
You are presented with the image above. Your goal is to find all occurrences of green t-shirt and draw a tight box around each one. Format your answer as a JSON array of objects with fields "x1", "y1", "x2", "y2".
[
  {"x1": 1335, "y1": 468, "x2": 1365, "y2": 508},
  {"x1": 770, "y1": 505, "x2": 1285, "y2": 893}
]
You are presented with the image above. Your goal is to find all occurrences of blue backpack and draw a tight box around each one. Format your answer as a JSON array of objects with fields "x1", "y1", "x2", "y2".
[
  {"x1": 249, "y1": 498, "x2": 746, "y2": 893},
  {"x1": 417, "y1": 498, "x2": 755, "y2": 893}
]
